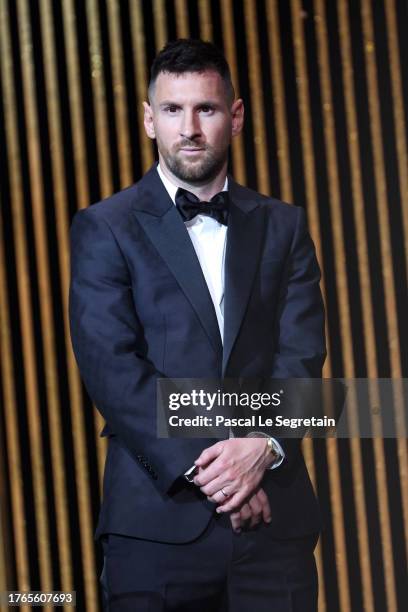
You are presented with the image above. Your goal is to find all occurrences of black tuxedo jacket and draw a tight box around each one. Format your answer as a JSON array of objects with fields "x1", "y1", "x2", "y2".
[{"x1": 69, "y1": 163, "x2": 326, "y2": 544}]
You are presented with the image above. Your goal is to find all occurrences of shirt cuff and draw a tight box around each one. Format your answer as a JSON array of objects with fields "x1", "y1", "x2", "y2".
[
  {"x1": 183, "y1": 464, "x2": 198, "y2": 482},
  {"x1": 267, "y1": 436, "x2": 285, "y2": 469},
  {"x1": 246, "y1": 432, "x2": 285, "y2": 469}
]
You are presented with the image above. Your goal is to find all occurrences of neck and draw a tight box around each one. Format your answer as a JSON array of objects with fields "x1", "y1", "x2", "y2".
[{"x1": 158, "y1": 157, "x2": 227, "y2": 200}]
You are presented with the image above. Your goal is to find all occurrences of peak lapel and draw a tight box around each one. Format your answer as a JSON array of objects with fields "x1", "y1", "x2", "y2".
[{"x1": 132, "y1": 165, "x2": 223, "y2": 356}]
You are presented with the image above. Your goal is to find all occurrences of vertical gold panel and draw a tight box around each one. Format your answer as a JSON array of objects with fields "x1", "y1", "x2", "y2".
[
  {"x1": 152, "y1": 0, "x2": 167, "y2": 52},
  {"x1": 302, "y1": 438, "x2": 326, "y2": 612},
  {"x1": 314, "y1": 6, "x2": 376, "y2": 611},
  {"x1": 220, "y1": 0, "x2": 246, "y2": 184},
  {"x1": 289, "y1": 0, "x2": 331, "y2": 374},
  {"x1": 290, "y1": 2, "x2": 348, "y2": 610},
  {"x1": 129, "y1": 0, "x2": 155, "y2": 173},
  {"x1": 175, "y1": 0, "x2": 189, "y2": 38},
  {"x1": 336, "y1": 3, "x2": 390, "y2": 608},
  {"x1": 198, "y1": 0, "x2": 213, "y2": 41},
  {"x1": 61, "y1": 0, "x2": 90, "y2": 209},
  {"x1": 336, "y1": 1, "x2": 378, "y2": 374},
  {"x1": 0, "y1": 397, "x2": 7, "y2": 607},
  {"x1": 61, "y1": 0, "x2": 107, "y2": 499},
  {"x1": 359, "y1": 2, "x2": 401, "y2": 608},
  {"x1": 0, "y1": 5, "x2": 31, "y2": 601},
  {"x1": 315, "y1": 7, "x2": 382, "y2": 611},
  {"x1": 384, "y1": 0, "x2": 408, "y2": 559},
  {"x1": 39, "y1": 2, "x2": 100, "y2": 608},
  {"x1": 106, "y1": 0, "x2": 133, "y2": 188},
  {"x1": 313, "y1": 1, "x2": 352, "y2": 385},
  {"x1": 37, "y1": 0, "x2": 74, "y2": 591},
  {"x1": 86, "y1": 0, "x2": 113, "y2": 199},
  {"x1": 14, "y1": 0, "x2": 55, "y2": 600},
  {"x1": 313, "y1": 3, "x2": 369, "y2": 609},
  {"x1": 0, "y1": 496, "x2": 7, "y2": 612},
  {"x1": 289, "y1": 0, "x2": 324, "y2": 280},
  {"x1": 0, "y1": 209, "x2": 30, "y2": 611},
  {"x1": 265, "y1": 0, "x2": 293, "y2": 203},
  {"x1": 243, "y1": 0, "x2": 270, "y2": 195},
  {"x1": 385, "y1": 0, "x2": 408, "y2": 285},
  {"x1": 360, "y1": 0, "x2": 402, "y2": 380}
]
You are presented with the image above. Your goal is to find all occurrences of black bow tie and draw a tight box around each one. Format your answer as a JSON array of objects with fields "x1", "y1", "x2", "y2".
[{"x1": 175, "y1": 188, "x2": 229, "y2": 225}]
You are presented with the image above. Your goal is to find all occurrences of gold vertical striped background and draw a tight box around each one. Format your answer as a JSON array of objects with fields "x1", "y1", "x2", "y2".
[{"x1": 0, "y1": 1, "x2": 407, "y2": 610}]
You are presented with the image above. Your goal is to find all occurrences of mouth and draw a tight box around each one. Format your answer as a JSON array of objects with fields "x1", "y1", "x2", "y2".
[{"x1": 179, "y1": 147, "x2": 205, "y2": 153}]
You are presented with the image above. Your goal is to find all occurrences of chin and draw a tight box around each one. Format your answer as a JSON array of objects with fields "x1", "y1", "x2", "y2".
[{"x1": 171, "y1": 157, "x2": 225, "y2": 184}]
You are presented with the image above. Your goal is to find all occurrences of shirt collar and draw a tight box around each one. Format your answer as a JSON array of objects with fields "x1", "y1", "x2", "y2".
[{"x1": 157, "y1": 163, "x2": 228, "y2": 204}]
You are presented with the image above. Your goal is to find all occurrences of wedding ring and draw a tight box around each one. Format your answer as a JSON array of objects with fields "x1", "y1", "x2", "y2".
[{"x1": 220, "y1": 488, "x2": 229, "y2": 498}]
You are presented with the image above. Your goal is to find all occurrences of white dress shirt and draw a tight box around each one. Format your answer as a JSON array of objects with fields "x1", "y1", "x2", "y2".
[
  {"x1": 157, "y1": 164, "x2": 228, "y2": 341},
  {"x1": 157, "y1": 165, "x2": 284, "y2": 470}
]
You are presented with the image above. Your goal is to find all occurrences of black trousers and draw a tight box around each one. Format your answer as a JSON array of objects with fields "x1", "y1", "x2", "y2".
[{"x1": 99, "y1": 512, "x2": 319, "y2": 612}]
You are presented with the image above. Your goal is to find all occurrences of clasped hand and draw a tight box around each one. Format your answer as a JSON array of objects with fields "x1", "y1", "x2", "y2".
[{"x1": 193, "y1": 438, "x2": 273, "y2": 533}]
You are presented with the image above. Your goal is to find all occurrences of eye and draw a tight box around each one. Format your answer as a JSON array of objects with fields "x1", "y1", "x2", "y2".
[
  {"x1": 164, "y1": 105, "x2": 180, "y2": 114},
  {"x1": 199, "y1": 105, "x2": 214, "y2": 114}
]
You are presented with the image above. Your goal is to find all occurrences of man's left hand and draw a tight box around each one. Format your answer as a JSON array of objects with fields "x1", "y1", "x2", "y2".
[
  {"x1": 193, "y1": 438, "x2": 274, "y2": 513},
  {"x1": 229, "y1": 487, "x2": 272, "y2": 532}
]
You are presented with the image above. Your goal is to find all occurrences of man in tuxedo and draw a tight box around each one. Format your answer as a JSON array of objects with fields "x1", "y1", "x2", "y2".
[{"x1": 69, "y1": 39, "x2": 326, "y2": 611}]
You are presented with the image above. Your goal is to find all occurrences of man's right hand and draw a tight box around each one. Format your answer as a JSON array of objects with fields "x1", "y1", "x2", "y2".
[{"x1": 229, "y1": 487, "x2": 272, "y2": 533}]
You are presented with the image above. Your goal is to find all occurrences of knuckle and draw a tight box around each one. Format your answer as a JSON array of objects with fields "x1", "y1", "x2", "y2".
[
  {"x1": 225, "y1": 469, "x2": 236, "y2": 481},
  {"x1": 218, "y1": 459, "x2": 227, "y2": 470},
  {"x1": 241, "y1": 484, "x2": 250, "y2": 498}
]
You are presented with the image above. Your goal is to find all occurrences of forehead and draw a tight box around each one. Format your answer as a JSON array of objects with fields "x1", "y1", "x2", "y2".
[{"x1": 153, "y1": 70, "x2": 228, "y2": 103}]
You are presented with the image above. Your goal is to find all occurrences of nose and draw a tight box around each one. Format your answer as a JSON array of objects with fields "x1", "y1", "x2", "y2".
[{"x1": 180, "y1": 109, "x2": 201, "y2": 140}]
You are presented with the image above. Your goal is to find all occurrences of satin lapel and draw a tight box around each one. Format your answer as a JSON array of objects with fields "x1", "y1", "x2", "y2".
[
  {"x1": 132, "y1": 165, "x2": 223, "y2": 356},
  {"x1": 222, "y1": 181, "x2": 265, "y2": 374}
]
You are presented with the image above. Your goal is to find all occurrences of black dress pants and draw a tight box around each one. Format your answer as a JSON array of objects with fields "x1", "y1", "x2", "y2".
[{"x1": 99, "y1": 512, "x2": 319, "y2": 612}]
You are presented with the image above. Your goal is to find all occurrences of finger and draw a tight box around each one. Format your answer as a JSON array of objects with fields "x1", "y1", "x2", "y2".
[
  {"x1": 257, "y1": 488, "x2": 272, "y2": 523},
  {"x1": 239, "y1": 503, "x2": 252, "y2": 522},
  {"x1": 229, "y1": 512, "x2": 243, "y2": 533},
  {"x1": 194, "y1": 451, "x2": 230, "y2": 487},
  {"x1": 248, "y1": 496, "x2": 262, "y2": 528},
  {"x1": 194, "y1": 442, "x2": 224, "y2": 468},
  {"x1": 207, "y1": 487, "x2": 234, "y2": 504},
  {"x1": 216, "y1": 487, "x2": 250, "y2": 514},
  {"x1": 200, "y1": 474, "x2": 234, "y2": 497}
]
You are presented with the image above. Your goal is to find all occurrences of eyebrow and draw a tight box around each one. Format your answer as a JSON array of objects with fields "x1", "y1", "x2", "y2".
[{"x1": 158, "y1": 100, "x2": 219, "y2": 108}]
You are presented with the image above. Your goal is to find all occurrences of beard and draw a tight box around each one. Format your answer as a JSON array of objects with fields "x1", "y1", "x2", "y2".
[{"x1": 157, "y1": 138, "x2": 229, "y2": 184}]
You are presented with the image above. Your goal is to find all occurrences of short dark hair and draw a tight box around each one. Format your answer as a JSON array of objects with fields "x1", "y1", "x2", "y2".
[{"x1": 148, "y1": 38, "x2": 235, "y2": 103}]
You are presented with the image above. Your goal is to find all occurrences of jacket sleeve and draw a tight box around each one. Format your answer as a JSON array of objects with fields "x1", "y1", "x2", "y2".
[
  {"x1": 269, "y1": 206, "x2": 327, "y2": 466},
  {"x1": 69, "y1": 207, "x2": 212, "y2": 494},
  {"x1": 272, "y1": 205, "x2": 326, "y2": 379}
]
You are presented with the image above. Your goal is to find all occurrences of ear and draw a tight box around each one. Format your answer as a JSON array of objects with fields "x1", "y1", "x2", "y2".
[
  {"x1": 143, "y1": 101, "x2": 156, "y2": 139},
  {"x1": 231, "y1": 99, "x2": 244, "y2": 137}
]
